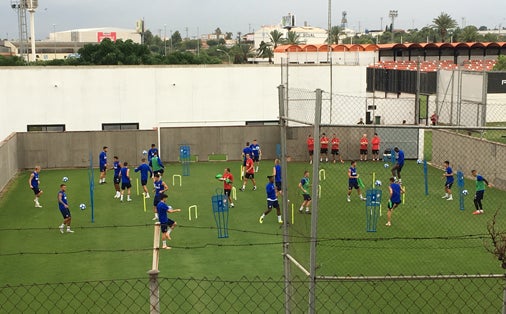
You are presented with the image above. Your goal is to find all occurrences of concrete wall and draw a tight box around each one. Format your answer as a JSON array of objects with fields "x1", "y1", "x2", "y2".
[
  {"x1": 0, "y1": 133, "x2": 19, "y2": 193},
  {"x1": 432, "y1": 130, "x2": 506, "y2": 190},
  {"x1": 0, "y1": 65, "x2": 367, "y2": 142}
]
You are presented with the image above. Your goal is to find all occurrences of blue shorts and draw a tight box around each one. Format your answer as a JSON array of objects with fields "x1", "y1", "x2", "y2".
[
  {"x1": 100, "y1": 165, "x2": 107, "y2": 172},
  {"x1": 121, "y1": 182, "x2": 132, "y2": 190},
  {"x1": 348, "y1": 182, "x2": 359, "y2": 190},
  {"x1": 114, "y1": 176, "x2": 120, "y2": 184},
  {"x1": 32, "y1": 187, "x2": 41, "y2": 195},
  {"x1": 388, "y1": 200, "x2": 401, "y2": 209},
  {"x1": 153, "y1": 195, "x2": 162, "y2": 207},
  {"x1": 275, "y1": 182, "x2": 282, "y2": 191},
  {"x1": 59, "y1": 207, "x2": 71, "y2": 219},
  {"x1": 267, "y1": 200, "x2": 279, "y2": 209},
  {"x1": 253, "y1": 155, "x2": 260, "y2": 162}
]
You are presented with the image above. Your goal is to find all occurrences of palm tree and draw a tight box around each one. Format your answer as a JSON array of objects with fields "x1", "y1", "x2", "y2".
[
  {"x1": 432, "y1": 12, "x2": 457, "y2": 42},
  {"x1": 327, "y1": 26, "x2": 343, "y2": 44},
  {"x1": 457, "y1": 25, "x2": 479, "y2": 42},
  {"x1": 256, "y1": 41, "x2": 273, "y2": 63},
  {"x1": 269, "y1": 30, "x2": 284, "y2": 49},
  {"x1": 285, "y1": 31, "x2": 302, "y2": 45}
]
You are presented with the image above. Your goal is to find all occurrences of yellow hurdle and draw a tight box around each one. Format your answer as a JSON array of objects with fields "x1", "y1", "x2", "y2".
[
  {"x1": 188, "y1": 205, "x2": 198, "y2": 221},
  {"x1": 136, "y1": 178, "x2": 140, "y2": 196},
  {"x1": 319, "y1": 169, "x2": 326, "y2": 181},
  {"x1": 143, "y1": 193, "x2": 147, "y2": 212},
  {"x1": 318, "y1": 184, "x2": 322, "y2": 198},
  {"x1": 232, "y1": 186, "x2": 237, "y2": 200},
  {"x1": 172, "y1": 174, "x2": 182, "y2": 187},
  {"x1": 402, "y1": 186, "x2": 406, "y2": 204},
  {"x1": 291, "y1": 203, "x2": 294, "y2": 225}
]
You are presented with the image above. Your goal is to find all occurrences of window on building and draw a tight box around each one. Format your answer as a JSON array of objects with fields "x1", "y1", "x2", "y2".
[
  {"x1": 102, "y1": 123, "x2": 139, "y2": 131},
  {"x1": 246, "y1": 120, "x2": 279, "y2": 126},
  {"x1": 27, "y1": 124, "x2": 66, "y2": 132}
]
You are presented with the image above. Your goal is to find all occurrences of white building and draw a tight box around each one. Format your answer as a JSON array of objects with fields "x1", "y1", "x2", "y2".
[
  {"x1": 254, "y1": 25, "x2": 328, "y2": 49},
  {"x1": 47, "y1": 27, "x2": 141, "y2": 44}
]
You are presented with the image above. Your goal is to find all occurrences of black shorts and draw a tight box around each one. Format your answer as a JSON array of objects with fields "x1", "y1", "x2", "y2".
[
  {"x1": 100, "y1": 165, "x2": 107, "y2": 172},
  {"x1": 267, "y1": 200, "x2": 280, "y2": 209},
  {"x1": 445, "y1": 182, "x2": 453, "y2": 189},
  {"x1": 160, "y1": 220, "x2": 175, "y2": 233},
  {"x1": 360, "y1": 149, "x2": 368, "y2": 154},
  {"x1": 114, "y1": 176, "x2": 120, "y2": 184},
  {"x1": 388, "y1": 200, "x2": 401, "y2": 209},
  {"x1": 275, "y1": 182, "x2": 282, "y2": 191},
  {"x1": 121, "y1": 182, "x2": 132, "y2": 190},
  {"x1": 154, "y1": 169, "x2": 164, "y2": 175},
  {"x1": 372, "y1": 150, "x2": 379, "y2": 154},
  {"x1": 348, "y1": 182, "x2": 359, "y2": 190},
  {"x1": 331, "y1": 149, "x2": 339, "y2": 155},
  {"x1": 32, "y1": 187, "x2": 41, "y2": 195},
  {"x1": 153, "y1": 195, "x2": 162, "y2": 207},
  {"x1": 245, "y1": 173, "x2": 254, "y2": 179},
  {"x1": 303, "y1": 194, "x2": 311, "y2": 201},
  {"x1": 252, "y1": 156, "x2": 260, "y2": 162},
  {"x1": 224, "y1": 189, "x2": 231, "y2": 197},
  {"x1": 320, "y1": 148, "x2": 328, "y2": 154},
  {"x1": 141, "y1": 179, "x2": 148, "y2": 186},
  {"x1": 308, "y1": 150, "x2": 314, "y2": 156}
]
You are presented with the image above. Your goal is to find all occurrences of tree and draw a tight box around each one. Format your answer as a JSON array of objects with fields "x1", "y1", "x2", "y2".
[
  {"x1": 328, "y1": 26, "x2": 343, "y2": 44},
  {"x1": 269, "y1": 30, "x2": 284, "y2": 48},
  {"x1": 171, "y1": 31, "x2": 183, "y2": 47},
  {"x1": 493, "y1": 55, "x2": 506, "y2": 71},
  {"x1": 285, "y1": 31, "x2": 301, "y2": 45},
  {"x1": 225, "y1": 32, "x2": 233, "y2": 40},
  {"x1": 256, "y1": 41, "x2": 273, "y2": 63},
  {"x1": 214, "y1": 28, "x2": 222, "y2": 37},
  {"x1": 457, "y1": 25, "x2": 479, "y2": 42},
  {"x1": 432, "y1": 12, "x2": 457, "y2": 42}
]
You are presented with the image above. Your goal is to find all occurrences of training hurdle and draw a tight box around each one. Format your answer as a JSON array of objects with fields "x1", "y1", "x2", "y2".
[
  {"x1": 188, "y1": 205, "x2": 198, "y2": 220},
  {"x1": 318, "y1": 184, "x2": 321, "y2": 198},
  {"x1": 136, "y1": 178, "x2": 140, "y2": 195},
  {"x1": 172, "y1": 174, "x2": 182, "y2": 186},
  {"x1": 232, "y1": 186, "x2": 237, "y2": 200},
  {"x1": 319, "y1": 169, "x2": 326, "y2": 181}
]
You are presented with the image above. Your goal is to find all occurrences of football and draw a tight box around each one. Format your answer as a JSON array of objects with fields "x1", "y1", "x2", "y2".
[
  {"x1": 79, "y1": 203, "x2": 86, "y2": 210},
  {"x1": 462, "y1": 190, "x2": 469, "y2": 196},
  {"x1": 384, "y1": 163, "x2": 390, "y2": 168},
  {"x1": 142, "y1": 150, "x2": 148, "y2": 155},
  {"x1": 62, "y1": 176, "x2": 69, "y2": 182},
  {"x1": 374, "y1": 180, "x2": 382, "y2": 186},
  {"x1": 416, "y1": 159, "x2": 423, "y2": 164}
]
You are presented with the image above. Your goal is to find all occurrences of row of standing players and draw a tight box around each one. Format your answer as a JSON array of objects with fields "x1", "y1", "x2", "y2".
[{"x1": 307, "y1": 133, "x2": 382, "y2": 163}]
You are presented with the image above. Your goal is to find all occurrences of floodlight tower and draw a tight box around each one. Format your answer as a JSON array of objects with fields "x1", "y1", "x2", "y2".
[
  {"x1": 10, "y1": 0, "x2": 29, "y2": 60},
  {"x1": 26, "y1": 0, "x2": 38, "y2": 62},
  {"x1": 389, "y1": 10, "x2": 398, "y2": 43}
]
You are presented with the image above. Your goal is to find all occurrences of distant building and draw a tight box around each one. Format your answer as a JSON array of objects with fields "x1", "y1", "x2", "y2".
[{"x1": 254, "y1": 25, "x2": 328, "y2": 49}]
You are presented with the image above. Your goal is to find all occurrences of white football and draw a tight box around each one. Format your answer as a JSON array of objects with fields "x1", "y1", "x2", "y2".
[
  {"x1": 62, "y1": 176, "x2": 69, "y2": 182},
  {"x1": 417, "y1": 159, "x2": 423, "y2": 164},
  {"x1": 79, "y1": 203, "x2": 86, "y2": 210},
  {"x1": 375, "y1": 180, "x2": 382, "y2": 186},
  {"x1": 384, "y1": 163, "x2": 390, "y2": 168},
  {"x1": 462, "y1": 190, "x2": 469, "y2": 196},
  {"x1": 142, "y1": 150, "x2": 148, "y2": 155}
]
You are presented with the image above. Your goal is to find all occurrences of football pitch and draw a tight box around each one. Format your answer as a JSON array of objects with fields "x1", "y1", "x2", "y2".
[{"x1": 1, "y1": 159, "x2": 505, "y2": 286}]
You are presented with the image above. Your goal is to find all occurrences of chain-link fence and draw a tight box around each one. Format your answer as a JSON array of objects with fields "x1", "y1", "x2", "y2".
[
  {"x1": 279, "y1": 85, "x2": 506, "y2": 312},
  {"x1": 1, "y1": 275, "x2": 504, "y2": 313}
]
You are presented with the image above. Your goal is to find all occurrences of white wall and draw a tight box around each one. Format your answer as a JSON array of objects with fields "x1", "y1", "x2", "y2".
[{"x1": 0, "y1": 64, "x2": 367, "y2": 141}]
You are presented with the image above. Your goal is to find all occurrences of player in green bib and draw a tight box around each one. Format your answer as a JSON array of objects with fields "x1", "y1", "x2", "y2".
[{"x1": 298, "y1": 170, "x2": 311, "y2": 214}]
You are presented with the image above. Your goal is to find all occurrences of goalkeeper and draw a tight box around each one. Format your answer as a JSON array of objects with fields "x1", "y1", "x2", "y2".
[{"x1": 218, "y1": 168, "x2": 235, "y2": 208}]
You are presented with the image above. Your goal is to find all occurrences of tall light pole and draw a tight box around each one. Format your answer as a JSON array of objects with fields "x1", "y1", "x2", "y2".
[
  {"x1": 164, "y1": 24, "x2": 167, "y2": 56},
  {"x1": 389, "y1": 10, "x2": 398, "y2": 43},
  {"x1": 52, "y1": 23, "x2": 56, "y2": 59},
  {"x1": 216, "y1": 49, "x2": 231, "y2": 64}
]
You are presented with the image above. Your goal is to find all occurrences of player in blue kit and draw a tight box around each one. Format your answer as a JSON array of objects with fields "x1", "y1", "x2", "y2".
[
  {"x1": 57, "y1": 184, "x2": 74, "y2": 233},
  {"x1": 386, "y1": 177, "x2": 404, "y2": 227},
  {"x1": 250, "y1": 139, "x2": 262, "y2": 172},
  {"x1": 259, "y1": 175, "x2": 283, "y2": 224},
  {"x1": 29, "y1": 166, "x2": 43, "y2": 207},
  {"x1": 441, "y1": 160, "x2": 454, "y2": 201},
  {"x1": 99, "y1": 146, "x2": 108, "y2": 184},
  {"x1": 119, "y1": 161, "x2": 132, "y2": 202},
  {"x1": 135, "y1": 158, "x2": 153, "y2": 198},
  {"x1": 391, "y1": 147, "x2": 405, "y2": 183},
  {"x1": 152, "y1": 173, "x2": 169, "y2": 220},
  {"x1": 347, "y1": 160, "x2": 365, "y2": 202},
  {"x1": 272, "y1": 159, "x2": 282, "y2": 197},
  {"x1": 112, "y1": 156, "x2": 121, "y2": 198},
  {"x1": 147, "y1": 144, "x2": 158, "y2": 167},
  {"x1": 157, "y1": 193, "x2": 181, "y2": 250}
]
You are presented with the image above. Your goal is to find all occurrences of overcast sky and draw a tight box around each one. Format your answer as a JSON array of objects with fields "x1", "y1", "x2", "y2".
[{"x1": 1, "y1": 0, "x2": 505, "y2": 40}]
